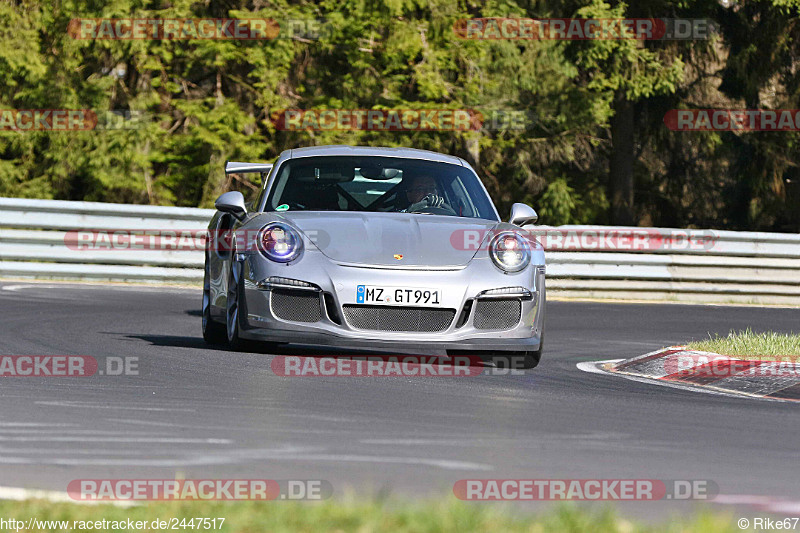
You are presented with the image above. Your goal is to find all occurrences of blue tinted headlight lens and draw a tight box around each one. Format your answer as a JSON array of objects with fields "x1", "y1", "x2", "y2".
[{"x1": 258, "y1": 223, "x2": 303, "y2": 263}]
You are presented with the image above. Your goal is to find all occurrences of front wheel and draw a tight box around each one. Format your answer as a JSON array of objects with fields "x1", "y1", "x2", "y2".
[
  {"x1": 491, "y1": 334, "x2": 544, "y2": 370},
  {"x1": 491, "y1": 351, "x2": 541, "y2": 370},
  {"x1": 226, "y1": 260, "x2": 247, "y2": 350},
  {"x1": 202, "y1": 255, "x2": 226, "y2": 344}
]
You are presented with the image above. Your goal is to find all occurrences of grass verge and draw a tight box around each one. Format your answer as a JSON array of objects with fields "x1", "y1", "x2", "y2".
[
  {"x1": 687, "y1": 328, "x2": 800, "y2": 360},
  {"x1": 0, "y1": 497, "x2": 742, "y2": 533}
]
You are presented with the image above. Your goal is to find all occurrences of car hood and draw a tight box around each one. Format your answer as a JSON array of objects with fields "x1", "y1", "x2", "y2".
[{"x1": 273, "y1": 211, "x2": 501, "y2": 268}]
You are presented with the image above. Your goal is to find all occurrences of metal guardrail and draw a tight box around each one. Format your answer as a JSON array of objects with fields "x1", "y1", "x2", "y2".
[
  {"x1": 530, "y1": 224, "x2": 800, "y2": 304},
  {"x1": 0, "y1": 198, "x2": 211, "y2": 283},
  {"x1": 1, "y1": 198, "x2": 799, "y2": 304}
]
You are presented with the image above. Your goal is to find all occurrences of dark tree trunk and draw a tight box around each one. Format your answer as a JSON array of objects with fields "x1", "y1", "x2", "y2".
[{"x1": 609, "y1": 91, "x2": 635, "y2": 225}]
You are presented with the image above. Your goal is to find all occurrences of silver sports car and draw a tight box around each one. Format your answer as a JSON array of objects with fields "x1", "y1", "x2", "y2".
[{"x1": 202, "y1": 145, "x2": 545, "y2": 368}]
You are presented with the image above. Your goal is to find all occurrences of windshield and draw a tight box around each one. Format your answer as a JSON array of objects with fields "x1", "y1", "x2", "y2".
[{"x1": 262, "y1": 156, "x2": 498, "y2": 221}]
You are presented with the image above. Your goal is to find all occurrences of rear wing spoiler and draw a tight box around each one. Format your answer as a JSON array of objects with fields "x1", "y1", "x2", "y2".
[{"x1": 225, "y1": 161, "x2": 274, "y2": 187}]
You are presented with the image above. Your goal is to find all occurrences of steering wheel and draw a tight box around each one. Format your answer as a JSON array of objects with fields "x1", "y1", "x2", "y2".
[{"x1": 409, "y1": 204, "x2": 458, "y2": 216}]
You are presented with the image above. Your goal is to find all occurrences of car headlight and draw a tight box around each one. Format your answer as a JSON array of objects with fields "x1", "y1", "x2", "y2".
[
  {"x1": 257, "y1": 223, "x2": 303, "y2": 263},
  {"x1": 489, "y1": 231, "x2": 531, "y2": 272}
]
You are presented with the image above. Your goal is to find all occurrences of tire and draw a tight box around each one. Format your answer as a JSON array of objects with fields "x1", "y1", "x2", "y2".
[
  {"x1": 491, "y1": 351, "x2": 541, "y2": 370},
  {"x1": 226, "y1": 259, "x2": 247, "y2": 351},
  {"x1": 221, "y1": 257, "x2": 285, "y2": 354},
  {"x1": 202, "y1": 255, "x2": 226, "y2": 344},
  {"x1": 491, "y1": 333, "x2": 544, "y2": 370}
]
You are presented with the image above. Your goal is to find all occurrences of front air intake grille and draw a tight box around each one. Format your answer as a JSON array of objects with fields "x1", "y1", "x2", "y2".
[
  {"x1": 270, "y1": 289, "x2": 322, "y2": 323},
  {"x1": 473, "y1": 299, "x2": 521, "y2": 330},
  {"x1": 342, "y1": 305, "x2": 455, "y2": 332}
]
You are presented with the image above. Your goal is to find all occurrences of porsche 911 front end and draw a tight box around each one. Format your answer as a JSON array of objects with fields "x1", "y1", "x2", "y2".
[{"x1": 203, "y1": 146, "x2": 545, "y2": 368}]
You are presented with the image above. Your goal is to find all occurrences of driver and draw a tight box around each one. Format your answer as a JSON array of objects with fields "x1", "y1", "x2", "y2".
[{"x1": 401, "y1": 175, "x2": 449, "y2": 212}]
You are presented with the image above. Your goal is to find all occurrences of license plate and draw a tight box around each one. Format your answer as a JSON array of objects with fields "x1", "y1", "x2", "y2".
[{"x1": 356, "y1": 285, "x2": 442, "y2": 306}]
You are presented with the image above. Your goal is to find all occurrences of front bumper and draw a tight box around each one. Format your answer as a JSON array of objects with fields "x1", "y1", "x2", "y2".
[{"x1": 234, "y1": 248, "x2": 545, "y2": 354}]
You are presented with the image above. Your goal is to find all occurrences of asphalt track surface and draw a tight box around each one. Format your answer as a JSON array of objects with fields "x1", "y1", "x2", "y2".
[{"x1": 0, "y1": 281, "x2": 799, "y2": 517}]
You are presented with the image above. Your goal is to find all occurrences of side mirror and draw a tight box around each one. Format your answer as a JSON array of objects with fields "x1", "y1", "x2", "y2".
[
  {"x1": 215, "y1": 191, "x2": 247, "y2": 220},
  {"x1": 508, "y1": 203, "x2": 538, "y2": 226}
]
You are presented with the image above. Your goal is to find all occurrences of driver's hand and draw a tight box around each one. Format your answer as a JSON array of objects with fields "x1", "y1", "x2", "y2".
[
  {"x1": 408, "y1": 193, "x2": 445, "y2": 212},
  {"x1": 423, "y1": 193, "x2": 445, "y2": 208}
]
